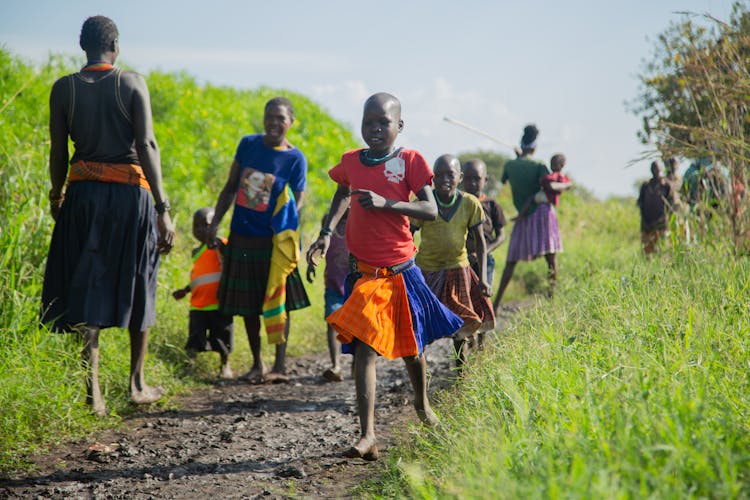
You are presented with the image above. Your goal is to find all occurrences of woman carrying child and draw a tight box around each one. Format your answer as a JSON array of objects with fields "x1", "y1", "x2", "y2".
[
  {"x1": 207, "y1": 97, "x2": 309, "y2": 384},
  {"x1": 412, "y1": 154, "x2": 495, "y2": 367},
  {"x1": 306, "y1": 93, "x2": 462, "y2": 461},
  {"x1": 493, "y1": 124, "x2": 563, "y2": 313}
]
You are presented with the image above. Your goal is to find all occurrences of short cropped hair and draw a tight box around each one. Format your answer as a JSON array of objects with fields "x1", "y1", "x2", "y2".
[
  {"x1": 79, "y1": 16, "x2": 119, "y2": 53},
  {"x1": 265, "y1": 97, "x2": 294, "y2": 120}
]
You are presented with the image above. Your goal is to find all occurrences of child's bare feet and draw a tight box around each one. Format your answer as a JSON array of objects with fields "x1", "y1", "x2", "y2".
[
  {"x1": 415, "y1": 404, "x2": 439, "y2": 427},
  {"x1": 343, "y1": 436, "x2": 379, "y2": 461},
  {"x1": 219, "y1": 363, "x2": 234, "y2": 380},
  {"x1": 264, "y1": 370, "x2": 290, "y2": 384},
  {"x1": 323, "y1": 367, "x2": 343, "y2": 382},
  {"x1": 130, "y1": 384, "x2": 165, "y2": 405},
  {"x1": 241, "y1": 363, "x2": 267, "y2": 384},
  {"x1": 87, "y1": 398, "x2": 107, "y2": 417}
]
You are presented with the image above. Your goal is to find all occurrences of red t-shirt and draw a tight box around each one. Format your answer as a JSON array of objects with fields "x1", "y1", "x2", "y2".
[
  {"x1": 329, "y1": 149, "x2": 433, "y2": 267},
  {"x1": 541, "y1": 171, "x2": 569, "y2": 206}
]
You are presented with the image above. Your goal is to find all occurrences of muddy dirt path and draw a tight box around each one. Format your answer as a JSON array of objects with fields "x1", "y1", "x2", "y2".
[
  {"x1": 1, "y1": 339, "x2": 459, "y2": 499},
  {"x1": 1, "y1": 308, "x2": 521, "y2": 499}
]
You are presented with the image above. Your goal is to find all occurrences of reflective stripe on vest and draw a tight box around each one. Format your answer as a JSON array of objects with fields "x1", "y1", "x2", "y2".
[{"x1": 190, "y1": 244, "x2": 224, "y2": 310}]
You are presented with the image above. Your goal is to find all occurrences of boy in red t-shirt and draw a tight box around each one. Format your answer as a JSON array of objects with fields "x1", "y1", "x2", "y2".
[{"x1": 306, "y1": 93, "x2": 462, "y2": 461}]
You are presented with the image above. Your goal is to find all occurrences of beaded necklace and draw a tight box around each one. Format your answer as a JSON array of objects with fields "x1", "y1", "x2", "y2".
[
  {"x1": 359, "y1": 147, "x2": 402, "y2": 166},
  {"x1": 82, "y1": 61, "x2": 114, "y2": 72},
  {"x1": 435, "y1": 191, "x2": 458, "y2": 208}
]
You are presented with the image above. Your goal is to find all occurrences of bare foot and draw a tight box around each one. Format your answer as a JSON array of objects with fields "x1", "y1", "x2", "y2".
[
  {"x1": 264, "y1": 371, "x2": 290, "y2": 384},
  {"x1": 130, "y1": 385, "x2": 165, "y2": 405},
  {"x1": 415, "y1": 405, "x2": 439, "y2": 427},
  {"x1": 88, "y1": 399, "x2": 107, "y2": 417},
  {"x1": 241, "y1": 363, "x2": 267, "y2": 384},
  {"x1": 343, "y1": 436, "x2": 379, "y2": 461},
  {"x1": 322, "y1": 367, "x2": 343, "y2": 382},
  {"x1": 219, "y1": 363, "x2": 234, "y2": 380}
]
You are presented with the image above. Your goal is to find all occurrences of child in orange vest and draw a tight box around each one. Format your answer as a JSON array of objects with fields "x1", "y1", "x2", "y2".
[{"x1": 173, "y1": 207, "x2": 234, "y2": 378}]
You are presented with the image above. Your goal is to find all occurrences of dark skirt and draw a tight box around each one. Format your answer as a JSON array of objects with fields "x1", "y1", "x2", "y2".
[
  {"x1": 41, "y1": 181, "x2": 159, "y2": 332},
  {"x1": 218, "y1": 233, "x2": 310, "y2": 317}
]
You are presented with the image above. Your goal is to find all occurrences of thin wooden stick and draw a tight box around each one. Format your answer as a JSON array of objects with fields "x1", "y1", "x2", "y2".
[{"x1": 443, "y1": 116, "x2": 517, "y2": 150}]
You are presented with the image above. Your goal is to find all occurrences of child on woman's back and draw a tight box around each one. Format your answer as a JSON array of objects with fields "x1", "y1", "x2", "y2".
[
  {"x1": 173, "y1": 208, "x2": 233, "y2": 379},
  {"x1": 412, "y1": 155, "x2": 495, "y2": 366},
  {"x1": 461, "y1": 158, "x2": 506, "y2": 288},
  {"x1": 306, "y1": 93, "x2": 462, "y2": 461}
]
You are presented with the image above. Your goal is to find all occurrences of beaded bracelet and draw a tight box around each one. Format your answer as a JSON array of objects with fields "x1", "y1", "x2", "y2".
[
  {"x1": 48, "y1": 189, "x2": 64, "y2": 203},
  {"x1": 154, "y1": 199, "x2": 171, "y2": 215}
]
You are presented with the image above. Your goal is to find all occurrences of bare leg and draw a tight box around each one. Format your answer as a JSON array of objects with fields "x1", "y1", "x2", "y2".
[
  {"x1": 81, "y1": 326, "x2": 106, "y2": 416},
  {"x1": 404, "y1": 354, "x2": 439, "y2": 427},
  {"x1": 129, "y1": 328, "x2": 164, "y2": 405},
  {"x1": 453, "y1": 337, "x2": 470, "y2": 370},
  {"x1": 242, "y1": 315, "x2": 265, "y2": 382},
  {"x1": 343, "y1": 340, "x2": 379, "y2": 460},
  {"x1": 219, "y1": 352, "x2": 233, "y2": 379},
  {"x1": 271, "y1": 318, "x2": 289, "y2": 373},
  {"x1": 544, "y1": 253, "x2": 558, "y2": 298},
  {"x1": 323, "y1": 324, "x2": 343, "y2": 382},
  {"x1": 493, "y1": 260, "x2": 517, "y2": 315}
]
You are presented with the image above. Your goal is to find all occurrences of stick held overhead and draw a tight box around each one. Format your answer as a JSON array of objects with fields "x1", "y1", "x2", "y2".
[{"x1": 443, "y1": 116, "x2": 516, "y2": 150}]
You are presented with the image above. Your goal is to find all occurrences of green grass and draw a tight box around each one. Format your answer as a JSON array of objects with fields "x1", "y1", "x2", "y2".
[{"x1": 364, "y1": 200, "x2": 750, "y2": 498}]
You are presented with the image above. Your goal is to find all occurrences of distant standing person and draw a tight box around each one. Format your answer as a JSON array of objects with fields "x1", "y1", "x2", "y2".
[
  {"x1": 493, "y1": 124, "x2": 563, "y2": 314},
  {"x1": 461, "y1": 158, "x2": 506, "y2": 287},
  {"x1": 42, "y1": 16, "x2": 175, "y2": 416},
  {"x1": 207, "y1": 97, "x2": 310, "y2": 384},
  {"x1": 637, "y1": 160, "x2": 674, "y2": 255},
  {"x1": 664, "y1": 157, "x2": 681, "y2": 203},
  {"x1": 172, "y1": 208, "x2": 233, "y2": 379}
]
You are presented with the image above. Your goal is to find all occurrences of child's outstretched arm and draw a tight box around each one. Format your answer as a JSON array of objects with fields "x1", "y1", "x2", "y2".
[
  {"x1": 306, "y1": 184, "x2": 352, "y2": 269},
  {"x1": 352, "y1": 184, "x2": 437, "y2": 221},
  {"x1": 172, "y1": 284, "x2": 191, "y2": 300},
  {"x1": 469, "y1": 225, "x2": 492, "y2": 296}
]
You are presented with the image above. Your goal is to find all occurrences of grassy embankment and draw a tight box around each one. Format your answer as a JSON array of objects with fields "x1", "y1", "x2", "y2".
[
  {"x1": 366, "y1": 193, "x2": 750, "y2": 497},
  {"x1": 0, "y1": 48, "x2": 359, "y2": 472}
]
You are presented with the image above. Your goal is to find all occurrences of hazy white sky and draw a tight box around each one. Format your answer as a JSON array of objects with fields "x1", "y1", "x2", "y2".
[{"x1": 0, "y1": 0, "x2": 737, "y2": 198}]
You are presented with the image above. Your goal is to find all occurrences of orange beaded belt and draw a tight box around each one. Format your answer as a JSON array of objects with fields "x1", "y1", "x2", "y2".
[{"x1": 68, "y1": 160, "x2": 151, "y2": 191}]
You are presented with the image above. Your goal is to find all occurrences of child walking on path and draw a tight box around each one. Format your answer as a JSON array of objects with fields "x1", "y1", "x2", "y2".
[
  {"x1": 412, "y1": 155, "x2": 495, "y2": 367},
  {"x1": 207, "y1": 97, "x2": 310, "y2": 384},
  {"x1": 173, "y1": 208, "x2": 233, "y2": 379},
  {"x1": 306, "y1": 93, "x2": 462, "y2": 461},
  {"x1": 306, "y1": 211, "x2": 350, "y2": 382},
  {"x1": 461, "y1": 158, "x2": 507, "y2": 287}
]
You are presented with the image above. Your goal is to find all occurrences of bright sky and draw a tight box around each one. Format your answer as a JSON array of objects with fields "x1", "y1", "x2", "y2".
[{"x1": 0, "y1": 0, "x2": 737, "y2": 198}]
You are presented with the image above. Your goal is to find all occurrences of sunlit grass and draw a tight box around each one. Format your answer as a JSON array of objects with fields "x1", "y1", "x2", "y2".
[{"x1": 365, "y1": 203, "x2": 750, "y2": 498}]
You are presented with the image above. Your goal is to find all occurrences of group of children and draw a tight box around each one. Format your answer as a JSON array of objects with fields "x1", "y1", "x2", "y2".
[{"x1": 173, "y1": 92, "x2": 571, "y2": 461}]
